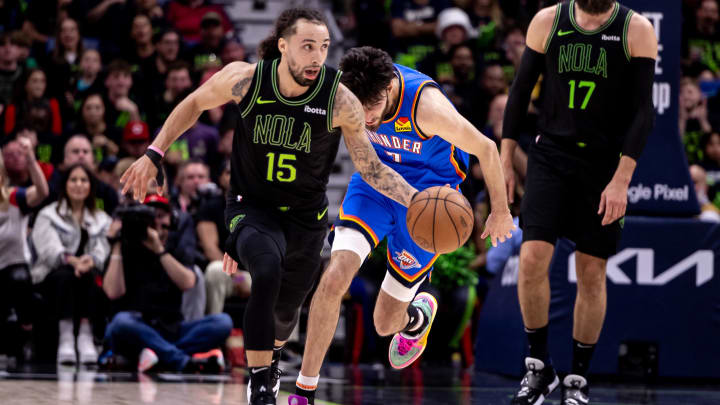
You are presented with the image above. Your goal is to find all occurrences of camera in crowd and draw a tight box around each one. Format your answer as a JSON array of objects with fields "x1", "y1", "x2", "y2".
[{"x1": 116, "y1": 204, "x2": 157, "y2": 242}]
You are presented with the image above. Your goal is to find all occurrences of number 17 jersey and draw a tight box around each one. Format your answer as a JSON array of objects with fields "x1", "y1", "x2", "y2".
[
  {"x1": 230, "y1": 59, "x2": 343, "y2": 211},
  {"x1": 540, "y1": 0, "x2": 635, "y2": 153}
]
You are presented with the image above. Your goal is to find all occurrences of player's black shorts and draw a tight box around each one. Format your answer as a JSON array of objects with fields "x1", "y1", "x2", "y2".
[
  {"x1": 520, "y1": 134, "x2": 623, "y2": 259},
  {"x1": 224, "y1": 198, "x2": 329, "y2": 300}
]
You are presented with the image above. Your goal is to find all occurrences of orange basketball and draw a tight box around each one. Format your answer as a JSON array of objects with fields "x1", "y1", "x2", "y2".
[{"x1": 406, "y1": 186, "x2": 474, "y2": 254}]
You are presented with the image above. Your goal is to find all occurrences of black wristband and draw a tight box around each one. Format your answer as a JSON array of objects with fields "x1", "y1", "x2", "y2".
[{"x1": 144, "y1": 149, "x2": 165, "y2": 187}]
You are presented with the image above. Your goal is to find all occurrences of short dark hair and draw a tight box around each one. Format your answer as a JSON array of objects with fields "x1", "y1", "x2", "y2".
[
  {"x1": 339, "y1": 46, "x2": 395, "y2": 106},
  {"x1": 167, "y1": 60, "x2": 191, "y2": 76},
  {"x1": 257, "y1": 7, "x2": 328, "y2": 60},
  {"x1": 154, "y1": 28, "x2": 180, "y2": 44},
  {"x1": 106, "y1": 59, "x2": 132, "y2": 76}
]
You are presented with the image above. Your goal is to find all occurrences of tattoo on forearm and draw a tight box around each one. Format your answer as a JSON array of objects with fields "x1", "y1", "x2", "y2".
[
  {"x1": 231, "y1": 77, "x2": 251, "y2": 98},
  {"x1": 340, "y1": 89, "x2": 415, "y2": 206}
]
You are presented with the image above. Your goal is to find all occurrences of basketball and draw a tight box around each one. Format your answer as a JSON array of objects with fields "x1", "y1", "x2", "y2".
[{"x1": 406, "y1": 186, "x2": 474, "y2": 254}]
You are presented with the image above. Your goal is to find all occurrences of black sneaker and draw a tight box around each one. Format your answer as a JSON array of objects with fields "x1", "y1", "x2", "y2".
[
  {"x1": 270, "y1": 363, "x2": 282, "y2": 397},
  {"x1": 562, "y1": 374, "x2": 590, "y2": 405},
  {"x1": 511, "y1": 357, "x2": 560, "y2": 405},
  {"x1": 249, "y1": 390, "x2": 276, "y2": 405}
]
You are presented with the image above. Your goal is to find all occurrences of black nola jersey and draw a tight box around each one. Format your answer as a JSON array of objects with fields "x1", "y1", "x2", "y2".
[
  {"x1": 230, "y1": 59, "x2": 343, "y2": 211},
  {"x1": 539, "y1": 0, "x2": 635, "y2": 152}
]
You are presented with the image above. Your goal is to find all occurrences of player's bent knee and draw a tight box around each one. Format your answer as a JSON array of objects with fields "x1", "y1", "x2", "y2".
[{"x1": 318, "y1": 263, "x2": 355, "y2": 299}]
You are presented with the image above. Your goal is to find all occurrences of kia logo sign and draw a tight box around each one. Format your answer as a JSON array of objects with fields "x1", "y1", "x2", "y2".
[{"x1": 569, "y1": 249, "x2": 714, "y2": 287}]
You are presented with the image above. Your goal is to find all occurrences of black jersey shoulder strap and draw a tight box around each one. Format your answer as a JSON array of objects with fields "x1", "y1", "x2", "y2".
[{"x1": 239, "y1": 59, "x2": 265, "y2": 119}]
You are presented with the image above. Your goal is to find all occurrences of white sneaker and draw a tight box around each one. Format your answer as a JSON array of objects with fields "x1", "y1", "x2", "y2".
[
  {"x1": 77, "y1": 333, "x2": 98, "y2": 364},
  {"x1": 57, "y1": 338, "x2": 77, "y2": 364},
  {"x1": 138, "y1": 348, "x2": 159, "y2": 373}
]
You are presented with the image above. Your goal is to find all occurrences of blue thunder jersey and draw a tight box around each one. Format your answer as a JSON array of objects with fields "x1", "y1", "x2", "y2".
[
  {"x1": 334, "y1": 65, "x2": 470, "y2": 287},
  {"x1": 362, "y1": 64, "x2": 469, "y2": 189}
]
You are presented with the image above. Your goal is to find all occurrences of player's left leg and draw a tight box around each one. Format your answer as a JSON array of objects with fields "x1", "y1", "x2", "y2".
[
  {"x1": 560, "y1": 251, "x2": 607, "y2": 405},
  {"x1": 377, "y1": 227, "x2": 439, "y2": 369}
]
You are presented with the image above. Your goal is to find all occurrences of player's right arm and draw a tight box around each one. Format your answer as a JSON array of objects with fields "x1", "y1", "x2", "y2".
[
  {"x1": 333, "y1": 84, "x2": 419, "y2": 207},
  {"x1": 121, "y1": 61, "x2": 256, "y2": 201},
  {"x1": 500, "y1": 5, "x2": 557, "y2": 202}
]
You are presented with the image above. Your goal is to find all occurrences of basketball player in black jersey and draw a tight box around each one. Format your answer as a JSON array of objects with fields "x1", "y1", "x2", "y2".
[
  {"x1": 121, "y1": 8, "x2": 423, "y2": 405},
  {"x1": 501, "y1": 1, "x2": 657, "y2": 404}
]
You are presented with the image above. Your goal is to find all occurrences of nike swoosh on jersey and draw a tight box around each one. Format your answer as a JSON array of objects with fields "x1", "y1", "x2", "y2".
[
  {"x1": 317, "y1": 207, "x2": 328, "y2": 220},
  {"x1": 257, "y1": 97, "x2": 276, "y2": 104},
  {"x1": 558, "y1": 30, "x2": 574, "y2": 36}
]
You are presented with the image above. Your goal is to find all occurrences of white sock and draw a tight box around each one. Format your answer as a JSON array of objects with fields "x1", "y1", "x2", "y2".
[
  {"x1": 78, "y1": 320, "x2": 92, "y2": 338},
  {"x1": 59, "y1": 319, "x2": 73, "y2": 340},
  {"x1": 296, "y1": 372, "x2": 319, "y2": 391}
]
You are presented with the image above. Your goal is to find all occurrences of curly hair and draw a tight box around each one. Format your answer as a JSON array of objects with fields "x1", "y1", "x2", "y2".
[
  {"x1": 257, "y1": 7, "x2": 328, "y2": 61},
  {"x1": 339, "y1": 46, "x2": 395, "y2": 106}
]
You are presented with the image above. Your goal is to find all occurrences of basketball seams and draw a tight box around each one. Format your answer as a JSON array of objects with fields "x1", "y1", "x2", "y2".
[
  {"x1": 443, "y1": 197, "x2": 461, "y2": 247},
  {"x1": 431, "y1": 187, "x2": 441, "y2": 253},
  {"x1": 410, "y1": 197, "x2": 431, "y2": 238},
  {"x1": 443, "y1": 199, "x2": 473, "y2": 220}
]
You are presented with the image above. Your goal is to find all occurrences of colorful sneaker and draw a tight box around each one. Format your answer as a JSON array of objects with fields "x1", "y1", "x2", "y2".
[
  {"x1": 189, "y1": 348, "x2": 225, "y2": 373},
  {"x1": 388, "y1": 292, "x2": 438, "y2": 369},
  {"x1": 287, "y1": 394, "x2": 310, "y2": 405},
  {"x1": 138, "y1": 348, "x2": 159, "y2": 373}
]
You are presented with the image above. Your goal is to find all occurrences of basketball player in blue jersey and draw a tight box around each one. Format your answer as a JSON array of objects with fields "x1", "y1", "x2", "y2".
[{"x1": 290, "y1": 46, "x2": 515, "y2": 405}]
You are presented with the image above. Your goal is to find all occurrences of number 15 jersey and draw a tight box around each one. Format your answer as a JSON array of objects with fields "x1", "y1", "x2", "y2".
[{"x1": 230, "y1": 59, "x2": 343, "y2": 211}]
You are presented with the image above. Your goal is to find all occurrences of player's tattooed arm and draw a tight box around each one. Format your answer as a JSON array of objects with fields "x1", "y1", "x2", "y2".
[{"x1": 333, "y1": 84, "x2": 418, "y2": 207}]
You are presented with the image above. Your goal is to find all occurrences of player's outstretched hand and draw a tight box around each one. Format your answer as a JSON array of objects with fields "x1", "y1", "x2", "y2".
[
  {"x1": 481, "y1": 210, "x2": 516, "y2": 247},
  {"x1": 223, "y1": 253, "x2": 238, "y2": 275},
  {"x1": 598, "y1": 179, "x2": 628, "y2": 226},
  {"x1": 120, "y1": 155, "x2": 157, "y2": 202}
]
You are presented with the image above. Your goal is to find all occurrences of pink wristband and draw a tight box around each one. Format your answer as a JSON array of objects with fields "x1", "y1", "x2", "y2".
[{"x1": 148, "y1": 145, "x2": 165, "y2": 158}]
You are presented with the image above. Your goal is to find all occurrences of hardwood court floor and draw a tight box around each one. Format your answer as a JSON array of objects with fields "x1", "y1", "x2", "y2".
[{"x1": 0, "y1": 365, "x2": 719, "y2": 405}]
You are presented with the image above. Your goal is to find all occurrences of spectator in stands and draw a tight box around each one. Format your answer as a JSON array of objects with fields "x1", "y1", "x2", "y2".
[
  {"x1": 120, "y1": 120, "x2": 151, "y2": 159},
  {"x1": 135, "y1": 0, "x2": 165, "y2": 26},
  {"x1": 220, "y1": 35, "x2": 246, "y2": 66},
  {"x1": 73, "y1": 0, "x2": 134, "y2": 59},
  {"x1": 0, "y1": 137, "x2": 48, "y2": 349},
  {"x1": 680, "y1": 77, "x2": 712, "y2": 164},
  {"x1": 44, "y1": 134, "x2": 119, "y2": 215},
  {"x1": 102, "y1": 192, "x2": 231, "y2": 373},
  {"x1": 390, "y1": 0, "x2": 450, "y2": 64},
  {"x1": 466, "y1": 0, "x2": 503, "y2": 49},
  {"x1": 418, "y1": 7, "x2": 475, "y2": 83},
  {"x1": 137, "y1": 29, "x2": 183, "y2": 105},
  {"x1": 22, "y1": 0, "x2": 71, "y2": 54},
  {"x1": 46, "y1": 18, "x2": 85, "y2": 102},
  {"x1": 16, "y1": 127, "x2": 56, "y2": 178},
  {"x1": 0, "y1": 32, "x2": 22, "y2": 110},
  {"x1": 5, "y1": 69, "x2": 63, "y2": 137},
  {"x1": 10, "y1": 31, "x2": 36, "y2": 71},
  {"x1": 502, "y1": 25, "x2": 526, "y2": 74},
  {"x1": 691, "y1": 164, "x2": 720, "y2": 221},
  {"x1": 470, "y1": 62, "x2": 507, "y2": 129},
  {"x1": 74, "y1": 94, "x2": 121, "y2": 160},
  {"x1": 32, "y1": 162, "x2": 111, "y2": 364},
  {"x1": 148, "y1": 61, "x2": 193, "y2": 132},
  {"x1": 67, "y1": 49, "x2": 104, "y2": 114},
  {"x1": 443, "y1": 43, "x2": 485, "y2": 128},
  {"x1": 166, "y1": 0, "x2": 232, "y2": 44},
  {"x1": 103, "y1": 60, "x2": 142, "y2": 131},
  {"x1": 187, "y1": 12, "x2": 225, "y2": 73},
  {"x1": 483, "y1": 93, "x2": 508, "y2": 143},
  {"x1": 701, "y1": 132, "x2": 720, "y2": 204},
  {"x1": 172, "y1": 160, "x2": 209, "y2": 214},
  {"x1": 127, "y1": 14, "x2": 155, "y2": 67},
  {"x1": 201, "y1": 160, "x2": 251, "y2": 314},
  {"x1": 684, "y1": 0, "x2": 720, "y2": 75},
  {"x1": 2, "y1": 138, "x2": 28, "y2": 186}
]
